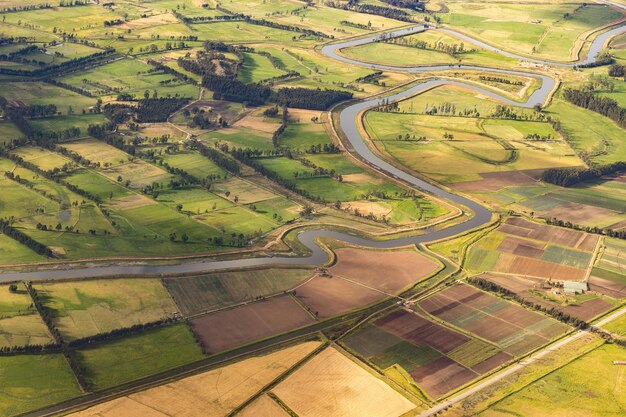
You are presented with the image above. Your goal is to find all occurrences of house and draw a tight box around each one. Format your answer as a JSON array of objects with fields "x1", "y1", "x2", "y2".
[{"x1": 563, "y1": 281, "x2": 588, "y2": 295}]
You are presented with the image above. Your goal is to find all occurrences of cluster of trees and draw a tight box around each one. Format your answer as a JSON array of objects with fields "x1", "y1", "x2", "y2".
[
  {"x1": 103, "y1": 19, "x2": 124, "y2": 27},
  {"x1": 354, "y1": 70, "x2": 385, "y2": 86},
  {"x1": 563, "y1": 88, "x2": 625, "y2": 129},
  {"x1": 134, "y1": 98, "x2": 190, "y2": 123},
  {"x1": 203, "y1": 75, "x2": 272, "y2": 105},
  {"x1": 0, "y1": 3, "x2": 51, "y2": 12},
  {"x1": 541, "y1": 165, "x2": 618, "y2": 187},
  {"x1": 468, "y1": 277, "x2": 588, "y2": 329},
  {"x1": 479, "y1": 75, "x2": 523, "y2": 86},
  {"x1": 608, "y1": 64, "x2": 625, "y2": 78},
  {"x1": 577, "y1": 52, "x2": 614, "y2": 69},
  {"x1": 380, "y1": 0, "x2": 424, "y2": 11},
  {"x1": 524, "y1": 133, "x2": 554, "y2": 141},
  {"x1": 272, "y1": 106, "x2": 289, "y2": 147},
  {"x1": 380, "y1": 34, "x2": 469, "y2": 56},
  {"x1": 326, "y1": 1, "x2": 414, "y2": 22},
  {"x1": 340, "y1": 20, "x2": 372, "y2": 30},
  {"x1": 275, "y1": 87, "x2": 352, "y2": 110}
]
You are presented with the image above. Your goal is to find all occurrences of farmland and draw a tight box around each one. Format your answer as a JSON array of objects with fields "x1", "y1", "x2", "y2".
[
  {"x1": 272, "y1": 347, "x2": 418, "y2": 417},
  {"x1": 70, "y1": 341, "x2": 321, "y2": 417},
  {"x1": 34, "y1": 278, "x2": 179, "y2": 340},
  {"x1": 0, "y1": 0, "x2": 625, "y2": 415}
]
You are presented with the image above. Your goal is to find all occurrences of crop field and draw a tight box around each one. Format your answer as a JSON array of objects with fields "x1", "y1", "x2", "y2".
[
  {"x1": 164, "y1": 268, "x2": 314, "y2": 315},
  {"x1": 60, "y1": 138, "x2": 132, "y2": 167},
  {"x1": 440, "y1": 2, "x2": 624, "y2": 61},
  {"x1": 11, "y1": 146, "x2": 73, "y2": 171},
  {"x1": 0, "y1": 282, "x2": 53, "y2": 348},
  {"x1": 35, "y1": 278, "x2": 178, "y2": 341},
  {"x1": 2, "y1": 82, "x2": 96, "y2": 114},
  {"x1": 71, "y1": 341, "x2": 321, "y2": 417},
  {"x1": 467, "y1": 217, "x2": 598, "y2": 281},
  {"x1": 589, "y1": 237, "x2": 626, "y2": 298},
  {"x1": 189, "y1": 295, "x2": 315, "y2": 354},
  {"x1": 365, "y1": 95, "x2": 582, "y2": 184},
  {"x1": 289, "y1": 245, "x2": 442, "y2": 318},
  {"x1": 0, "y1": 354, "x2": 82, "y2": 417},
  {"x1": 272, "y1": 347, "x2": 417, "y2": 417},
  {"x1": 419, "y1": 284, "x2": 569, "y2": 356},
  {"x1": 481, "y1": 343, "x2": 626, "y2": 417},
  {"x1": 344, "y1": 309, "x2": 512, "y2": 399},
  {"x1": 478, "y1": 272, "x2": 614, "y2": 321},
  {"x1": 76, "y1": 323, "x2": 204, "y2": 391},
  {"x1": 239, "y1": 395, "x2": 290, "y2": 417}
]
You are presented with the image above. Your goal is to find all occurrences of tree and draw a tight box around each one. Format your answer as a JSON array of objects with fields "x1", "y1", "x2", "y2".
[
  {"x1": 8, "y1": 284, "x2": 17, "y2": 293},
  {"x1": 181, "y1": 233, "x2": 189, "y2": 243},
  {"x1": 300, "y1": 205, "x2": 314, "y2": 217},
  {"x1": 169, "y1": 232, "x2": 177, "y2": 241}
]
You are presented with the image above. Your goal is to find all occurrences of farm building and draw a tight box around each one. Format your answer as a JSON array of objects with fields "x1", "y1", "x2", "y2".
[{"x1": 563, "y1": 281, "x2": 588, "y2": 295}]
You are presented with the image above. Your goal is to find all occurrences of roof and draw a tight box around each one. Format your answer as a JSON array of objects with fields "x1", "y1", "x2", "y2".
[{"x1": 563, "y1": 281, "x2": 588, "y2": 292}]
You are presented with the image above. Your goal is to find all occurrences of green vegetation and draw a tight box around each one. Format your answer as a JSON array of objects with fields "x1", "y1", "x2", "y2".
[{"x1": 76, "y1": 323, "x2": 204, "y2": 391}]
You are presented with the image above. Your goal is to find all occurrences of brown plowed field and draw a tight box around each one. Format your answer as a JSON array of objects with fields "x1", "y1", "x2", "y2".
[
  {"x1": 330, "y1": 247, "x2": 439, "y2": 293},
  {"x1": 504, "y1": 218, "x2": 598, "y2": 251},
  {"x1": 419, "y1": 284, "x2": 568, "y2": 354},
  {"x1": 503, "y1": 256, "x2": 586, "y2": 280},
  {"x1": 589, "y1": 275, "x2": 626, "y2": 298},
  {"x1": 561, "y1": 298, "x2": 613, "y2": 321},
  {"x1": 409, "y1": 356, "x2": 477, "y2": 399},
  {"x1": 471, "y1": 351, "x2": 512, "y2": 374},
  {"x1": 375, "y1": 310, "x2": 469, "y2": 354},
  {"x1": 190, "y1": 296, "x2": 315, "y2": 354},
  {"x1": 451, "y1": 170, "x2": 540, "y2": 192},
  {"x1": 295, "y1": 275, "x2": 383, "y2": 318}
]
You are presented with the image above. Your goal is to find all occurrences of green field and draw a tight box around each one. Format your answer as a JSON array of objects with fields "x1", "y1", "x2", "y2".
[
  {"x1": 0, "y1": 354, "x2": 82, "y2": 416},
  {"x1": 76, "y1": 323, "x2": 204, "y2": 391},
  {"x1": 481, "y1": 343, "x2": 626, "y2": 416},
  {"x1": 0, "y1": 282, "x2": 53, "y2": 348},
  {"x1": 35, "y1": 278, "x2": 179, "y2": 341}
]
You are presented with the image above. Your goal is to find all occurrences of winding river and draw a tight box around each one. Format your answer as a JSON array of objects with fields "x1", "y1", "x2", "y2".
[{"x1": 2, "y1": 9, "x2": 626, "y2": 282}]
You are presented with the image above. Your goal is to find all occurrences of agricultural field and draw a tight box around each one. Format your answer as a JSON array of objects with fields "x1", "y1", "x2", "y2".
[
  {"x1": 71, "y1": 341, "x2": 321, "y2": 417},
  {"x1": 164, "y1": 268, "x2": 314, "y2": 315},
  {"x1": 0, "y1": 282, "x2": 53, "y2": 348},
  {"x1": 295, "y1": 246, "x2": 440, "y2": 317},
  {"x1": 34, "y1": 278, "x2": 179, "y2": 341},
  {"x1": 480, "y1": 343, "x2": 626, "y2": 417},
  {"x1": 272, "y1": 347, "x2": 418, "y2": 417},
  {"x1": 344, "y1": 309, "x2": 512, "y2": 399},
  {"x1": 0, "y1": 354, "x2": 82, "y2": 417},
  {"x1": 189, "y1": 295, "x2": 315, "y2": 354},
  {"x1": 419, "y1": 284, "x2": 569, "y2": 356},
  {"x1": 1, "y1": 0, "x2": 626, "y2": 415},
  {"x1": 76, "y1": 323, "x2": 204, "y2": 391},
  {"x1": 467, "y1": 217, "x2": 598, "y2": 281}
]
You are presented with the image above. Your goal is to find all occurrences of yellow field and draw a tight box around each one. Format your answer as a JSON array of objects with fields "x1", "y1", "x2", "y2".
[
  {"x1": 71, "y1": 341, "x2": 321, "y2": 417},
  {"x1": 272, "y1": 347, "x2": 417, "y2": 417},
  {"x1": 238, "y1": 394, "x2": 290, "y2": 417},
  {"x1": 35, "y1": 278, "x2": 178, "y2": 341},
  {"x1": 11, "y1": 146, "x2": 73, "y2": 171},
  {"x1": 61, "y1": 139, "x2": 131, "y2": 167}
]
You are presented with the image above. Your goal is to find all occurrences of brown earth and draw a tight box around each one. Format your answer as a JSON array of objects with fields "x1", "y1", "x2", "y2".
[
  {"x1": 504, "y1": 217, "x2": 597, "y2": 252},
  {"x1": 330, "y1": 247, "x2": 439, "y2": 294},
  {"x1": 189, "y1": 296, "x2": 315, "y2": 354},
  {"x1": 410, "y1": 356, "x2": 477, "y2": 399},
  {"x1": 471, "y1": 351, "x2": 513, "y2": 374},
  {"x1": 375, "y1": 309, "x2": 470, "y2": 354},
  {"x1": 504, "y1": 256, "x2": 586, "y2": 281},
  {"x1": 451, "y1": 170, "x2": 540, "y2": 192},
  {"x1": 589, "y1": 276, "x2": 626, "y2": 298},
  {"x1": 295, "y1": 275, "x2": 383, "y2": 318}
]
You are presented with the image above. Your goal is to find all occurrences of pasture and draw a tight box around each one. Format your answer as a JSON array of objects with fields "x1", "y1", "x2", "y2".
[
  {"x1": 35, "y1": 278, "x2": 178, "y2": 341},
  {"x1": 70, "y1": 341, "x2": 321, "y2": 417},
  {"x1": 481, "y1": 343, "x2": 626, "y2": 416},
  {"x1": 76, "y1": 323, "x2": 204, "y2": 391},
  {"x1": 0, "y1": 282, "x2": 53, "y2": 348}
]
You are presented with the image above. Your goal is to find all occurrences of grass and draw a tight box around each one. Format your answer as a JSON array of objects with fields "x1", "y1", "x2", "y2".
[
  {"x1": 11, "y1": 146, "x2": 73, "y2": 171},
  {"x1": 28, "y1": 114, "x2": 106, "y2": 135},
  {"x1": 0, "y1": 120, "x2": 23, "y2": 146},
  {"x1": 35, "y1": 278, "x2": 179, "y2": 341},
  {"x1": 76, "y1": 323, "x2": 204, "y2": 391},
  {"x1": 0, "y1": 282, "x2": 54, "y2": 348},
  {"x1": 1, "y1": 82, "x2": 96, "y2": 115},
  {"x1": 480, "y1": 343, "x2": 626, "y2": 416},
  {"x1": 164, "y1": 268, "x2": 314, "y2": 315},
  {"x1": 237, "y1": 52, "x2": 285, "y2": 83},
  {"x1": 0, "y1": 354, "x2": 82, "y2": 416}
]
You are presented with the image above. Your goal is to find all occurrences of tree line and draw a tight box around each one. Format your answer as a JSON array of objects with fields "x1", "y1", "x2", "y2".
[
  {"x1": 540, "y1": 161, "x2": 626, "y2": 187},
  {"x1": 0, "y1": 219, "x2": 54, "y2": 257},
  {"x1": 326, "y1": 1, "x2": 414, "y2": 22},
  {"x1": 563, "y1": 88, "x2": 625, "y2": 129},
  {"x1": 545, "y1": 218, "x2": 626, "y2": 240}
]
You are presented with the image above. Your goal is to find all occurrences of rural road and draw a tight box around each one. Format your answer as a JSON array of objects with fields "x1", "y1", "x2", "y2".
[
  {"x1": 417, "y1": 305, "x2": 626, "y2": 417},
  {"x1": 1, "y1": 4, "x2": 625, "y2": 282}
]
